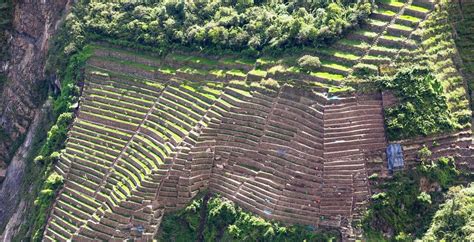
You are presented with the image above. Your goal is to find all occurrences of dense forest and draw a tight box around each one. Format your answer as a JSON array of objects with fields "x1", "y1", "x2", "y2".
[{"x1": 74, "y1": 0, "x2": 372, "y2": 51}]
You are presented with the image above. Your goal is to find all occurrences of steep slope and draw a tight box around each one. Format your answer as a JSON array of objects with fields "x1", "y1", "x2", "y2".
[
  {"x1": 449, "y1": 0, "x2": 474, "y2": 110},
  {"x1": 40, "y1": 0, "x2": 473, "y2": 241},
  {"x1": 0, "y1": 0, "x2": 70, "y2": 233},
  {"x1": 44, "y1": 59, "x2": 386, "y2": 240}
]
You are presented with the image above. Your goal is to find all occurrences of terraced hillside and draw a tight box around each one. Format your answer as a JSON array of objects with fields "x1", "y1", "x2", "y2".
[
  {"x1": 449, "y1": 0, "x2": 474, "y2": 109},
  {"x1": 43, "y1": 0, "x2": 473, "y2": 241}
]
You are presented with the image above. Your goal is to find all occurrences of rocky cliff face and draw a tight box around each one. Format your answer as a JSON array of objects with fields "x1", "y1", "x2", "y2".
[
  {"x1": 0, "y1": 0, "x2": 69, "y2": 175},
  {"x1": 0, "y1": 0, "x2": 70, "y2": 236}
]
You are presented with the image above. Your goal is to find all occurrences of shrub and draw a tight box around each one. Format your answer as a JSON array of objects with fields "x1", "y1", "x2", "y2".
[
  {"x1": 383, "y1": 65, "x2": 456, "y2": 140},
  {"x1": 363, "y1": 156, "x2": 460, "y2": 240},
  {"x1": 423, "y1": 184, "x2": 474, "y2": 241},
  {"x1": 33, "y1": 155, "x2": 45, "y2": 165},
  {"x1": 417, "y1": 192, "x2": 432, "y2": 205},
  {"x1": 260, "y1": 78, "x2": 280, "y2": 89},
  {"x1": 368, "y1": 173, "x2": 379, "y2": 180},
  {"x1": 31, "y1": 172, "x2": 64, "y2": 241},
  {"x1": 158, "y1": 195, "x2": 339, "y2": 241},
  {"x1": 297, "y1": 55, "x2": 321, "y2": 72},
  {"x1": 417, "y1": 145, "x2": 432, "y2": 162},
  {"x1": 352, "y1": 63, "x2": 378, "y2": 77},
  {"x1": 41, "y1": 118, "x2": 69, "y2": 157}
]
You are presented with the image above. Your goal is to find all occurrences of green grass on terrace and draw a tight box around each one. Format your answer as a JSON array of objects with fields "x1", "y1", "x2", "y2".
[
  {"x1": 374, "y1": 8, "x2": 397, "y2": 16},
  {"x1": 221, "y1": 57, "x2": 255, "y2": 66},
  {"x1": 337, "y1": 39, "x2": 370, "y2": 49},
  {"x1": 371, "y1": 45, "x2": 399, "y2": 53},
  {"x1": 177, "y1": 67, "x2": 208, "y2": 76},
  {"x1": 86, "y1": 66, "x2": 159, "y2": 88},
  {"x1": 94, "y1": 55, "x2": 157, "y2": 72},
  {"x1": 169, "y1": 53, "x2": 218, "y2": 66},
  {"x1": 228, "y1": 87, "x2": 253, "y2": 97},
  {"x1": 209, "y1": 69, "x2": 226, "y2": 77},
  {"x1": 248, "y1": 69, "x2": 267, "y2": 77},
  {"x1": 256, "y1": 57, "x2": 279, "y2": 65},
  {"x1": 287, "y1": 66, "x2": 301, "y2": 73},
  {"x1": 363, "y1": 55, "x2": 391, "y2": 61},
  {"x1": 159, "y1": 67, "x2": 176, "y2": 74},
  {"x1": 398, "y1": 14, "x2": 422, "y2": 23},
  {"x1": 318, "y1": 49, "x2": 360, "y2": 60},
  {"x1": 311, "y1": 72, "x2": 345, "y2": 81},
  {"x1": 381, "y1": 34, "x2": 407, "y2": 41},
  {"x1": 226, "y1": 69, "x2": 247, "y2": 77},
  {"x1": 390, "y1": 23, "x2": 414, "y2": 31},
  {"x1": 377, "y1": 0, "x2": 405, "y2": 7},
  {"x1": 354, "y1": 30, "x2": 378, "y2": 39},
  {"x1": 91, "y1": 44, "x2": 162, "y2": 62},
  {"x1": 406, "y1": 4, "x2": 430, "y2": 13},
  {"x1": 181, "y1": 82, "x2": 223, "y2": 100},
  {"x1": 321, "y1": 61, "x2": 351, "y2": 72}
]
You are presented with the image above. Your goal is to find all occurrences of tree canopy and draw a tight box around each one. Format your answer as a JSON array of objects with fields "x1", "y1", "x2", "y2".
[{"x1": 74, "y1": 0, "x2": 372, "y2": 52}]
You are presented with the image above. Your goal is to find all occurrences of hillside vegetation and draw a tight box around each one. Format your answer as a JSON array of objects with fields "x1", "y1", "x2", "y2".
[
  {"x1": 75, "y1": 1, "x2": 371, "y2": 52},
  {"x1": 423, "y1": 183, "x2": 474, "y2": 240},
  {"x1": 7, "y1": 0, "x2": 472, "y2": 241},
  {"x1": 158, "y1": 194, "x2": 339, "y2": 241}
]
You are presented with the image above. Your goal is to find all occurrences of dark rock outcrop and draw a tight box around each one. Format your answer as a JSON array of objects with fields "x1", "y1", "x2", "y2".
[
  {"x1": 0, "y1": 0, "x2": 70, "y2": 236},
  {"x1": 0, "y1": 0, "x2": 69, "y2": 168}
]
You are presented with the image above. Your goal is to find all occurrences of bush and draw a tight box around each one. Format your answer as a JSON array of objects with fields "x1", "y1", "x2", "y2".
[
  {"x1": 31, "y1": 172, "x2": 64, "y2": 241},
  {"x1": 417, "y1": 192, "x2": 432, "y2": 205},
  {"x1": 417, "y1": 145, "x2": 432, "y2": 162},
  {"x1": 297, "y1": 55, "x2": 321, "y2": 72},
  {"x1": 423, "y1": 184, "x2": 474, "y2": 241},
  {"x1": 368, "y1": 173, "x2": 379, "y2": 180},
  {"x1": 352, "y1": 63, "x2": 378, "y2": 77},
  {"x1": 363, "y1": 156, "x2": 460, "y2": 240},
  {"x1": 158, "y1": 195, "x2": 339, "y2": 241},
  {"x1": 260, "y1": 78, "x2": 280, "y2": 89},
  {"x1": 41, "y1": 113, "x2": 72, "y2": 157},
  {"x1": 382, "y1": 65, "x2": 457, "y2": 140}
]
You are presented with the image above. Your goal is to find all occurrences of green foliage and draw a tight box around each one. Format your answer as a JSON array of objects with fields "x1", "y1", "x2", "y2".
[
  {"x1": 417, "y1": 192, "x2": 432, "y2": 205},
  {"x1": 158, "y1": 195, "x2": 339, "y2": 242},
  {"x1": 417, "y1": 145, "x2": 432, "y2": 162},
  {"x1": 363, "y1": 157, "x2": 460, "y2": 240},
  {"x1": 352, "y1": 63, "x2": 378, "y2": 77},
  {"x1": 382, "y1": 65, "x2": 457, "y2": 140},
  {"x1": 423, "y1": 183, "x2": 474, "y2": 241},
  {"x1": 31, "y1": 172, "x2": 64, "y2": 242},
  {"x1": 368, "y1": 173, "x2": 379, "y2": 180},
  {"x1": 25, "y1": 27, "x2": 92, "y2": 241},
  {"x1": 298, "y1": 55, "x2": 321, "y2": 72},
  {"x1": 52, "y1": 45, "x2": 93, "y2": 116},
  {"x1": 74, "y1": 0, "x2": 372, "y2": 52},
  {"x1": 260, "y1": 78, "x2": 280, "y2": 89},
  {"x1": 40, "y1": 112, "x2": 73, "y2": 157},
  {"x1": 419, "y1": 156, "x2": 459, "y2": 189}
]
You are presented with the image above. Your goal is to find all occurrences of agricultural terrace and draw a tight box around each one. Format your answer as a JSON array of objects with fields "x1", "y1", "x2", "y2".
[{"x1": 43, "y1": 0, "x2": 473, "y2": 241}]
